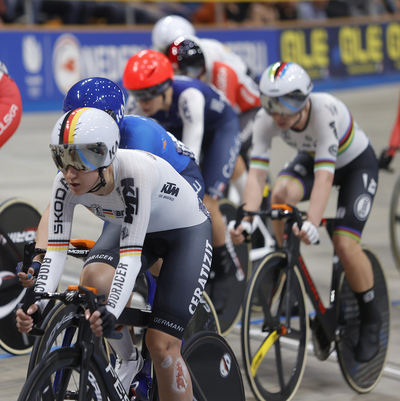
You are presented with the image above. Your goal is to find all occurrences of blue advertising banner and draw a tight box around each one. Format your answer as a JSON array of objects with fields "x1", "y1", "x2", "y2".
[{"x1": 1, "y1": 19, "x2": 400, "y2": 112}]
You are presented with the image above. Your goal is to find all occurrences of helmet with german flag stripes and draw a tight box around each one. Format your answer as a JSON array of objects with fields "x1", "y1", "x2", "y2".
[{"x1": 50, "y1": 107, "x2": 119, "y2": 173}]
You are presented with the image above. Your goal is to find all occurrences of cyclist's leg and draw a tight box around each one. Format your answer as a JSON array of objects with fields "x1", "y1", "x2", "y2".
[
  {"x1": 145, "y1": 219, "x2": 213, "y2": 401},
  {"x1": 333, "y1": 145, "x2": 380, "y2": 363},
  {"x1": 271, "y1": 152, "x2": 315, "y2": 245}
]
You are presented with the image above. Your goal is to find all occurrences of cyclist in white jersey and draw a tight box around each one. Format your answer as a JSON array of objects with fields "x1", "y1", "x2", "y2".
[
  {"x1": 230, "y1": 62, "x2": 380, "y2": 364},
  {"x1": 16, "y1": 107, "x2": 213, "y2": 401}
]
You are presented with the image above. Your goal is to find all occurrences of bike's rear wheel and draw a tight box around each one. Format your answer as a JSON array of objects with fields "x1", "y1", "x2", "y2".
[
  {"x1": 182, "y1": 331, "x2": 245, "y2": 401},
  {"x1": 18, "y1": 347, "x2": 109, "y2": 401},
  {"x1": 206, "y1": 199, "x2": 250, "y2": 337},
  {"x1": 336, "y1": 247, "x2": 390, "y2": 393},
  {"x1": 241, "y1": 252, "x2": 309, "y2": 401},
  {"x1": 389, "y1": 174, "x2": 400, "y2": 271},
  {"x1": 0, "y1": 198, "x2": 41, "y2": 355}
]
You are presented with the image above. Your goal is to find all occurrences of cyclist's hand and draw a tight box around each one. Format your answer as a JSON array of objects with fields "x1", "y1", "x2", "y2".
[
  {"x1": 85, "y1": 306, "x2": 116, "y2": 337},
  {"x1": 17, "y1": 267, "x2": 36, "y2": 288},
  {"x1": 15, "y1": 304, "x2": 38, "y2": 333},
  {"x1": 378, "y1": 148, "x2": 393, "y2": 171},
  {"x1": 293, "y1": 221, "x2": 319, "y2": 245},
  {"x1": 229, "y1": 220, "x2": 251, "y2": 245}
]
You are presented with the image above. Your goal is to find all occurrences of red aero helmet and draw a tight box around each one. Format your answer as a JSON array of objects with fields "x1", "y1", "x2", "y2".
[{"x1": 123, "y1": 49, "x2": 174, "y2": 96}]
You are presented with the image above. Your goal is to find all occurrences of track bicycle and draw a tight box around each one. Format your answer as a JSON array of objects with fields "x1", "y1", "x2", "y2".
[
  {"x1": 389, "y1": 170, "x2": 400, "y2": 270},
  {"x1": 18, "y1": 285, "x2": 246, "y2": 401},
  {"x1": 25, "y1": 238, "x2": 220, "y2": 379},
  {"x1": 239, "y1": 204, "x2": 390, "y2": 401},
  {"x1": 0, "y1": 197, "x2": 44, "y2": 355}
]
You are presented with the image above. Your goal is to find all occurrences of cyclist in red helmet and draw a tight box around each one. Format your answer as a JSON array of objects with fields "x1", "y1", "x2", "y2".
[
  {"x1": 0, "y1": 61, "x2": 22, "y2": 149},
  {"x1": 123, "y1": 49, "x2": 242, "y2": 314}
]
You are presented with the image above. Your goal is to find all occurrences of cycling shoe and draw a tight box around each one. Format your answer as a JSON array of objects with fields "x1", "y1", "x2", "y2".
[{"x1": 354, "y1": 319, "x2": 382, "y2": 363}]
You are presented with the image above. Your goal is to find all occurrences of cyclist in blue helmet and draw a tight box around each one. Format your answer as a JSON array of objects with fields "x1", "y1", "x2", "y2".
[{"x1": 17, "y1": 77, "x2": 204, "y2": 395}]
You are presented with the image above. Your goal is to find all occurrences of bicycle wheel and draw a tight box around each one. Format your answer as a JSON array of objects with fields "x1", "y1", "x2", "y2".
[
  {"x1": 18, "y1": 347, "x2": 109, "y2": 401},
  {"x1": 182, "y1": 331, "x2": 245, "y2": 401},
  {"x1": 336, "y1": 247, "x2": 390, "y2": 393},
  {"x1": 0, "y1": 198, "x2": 42, "y2": 355},
  {"x1": 241, "y1": 251, "x2": 309, "y2": 401},
  {"x1": 27, "y1": 303, "x2": 81, "y2": 376},
  {"x1": 389, "y1": 174, "x2": 400, "y2": 271},
  {"x1": 184, "y1": 291, "x2": 221, "y2": 339},
  {"x1": 206, "y1": 199, "x2": 251, "y2": 337}
]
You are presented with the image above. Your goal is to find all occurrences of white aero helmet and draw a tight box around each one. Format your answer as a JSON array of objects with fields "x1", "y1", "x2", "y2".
[
  {"x1": 259, "y1": 62, "x2": 313, "y2": 116},
  {"x1": 152, "y1": 15, "x2": 196, "y2": 54},
  {"x1": 50, "y1": 107, "x2": 120, "y2": 174}
]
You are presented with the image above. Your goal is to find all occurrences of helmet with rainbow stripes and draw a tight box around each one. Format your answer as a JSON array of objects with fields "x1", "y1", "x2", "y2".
[
  {"x1": 50, "y1": 107, "x2": 119, "y2": 173},
  {"x1": 259, "y1": 61, "x2": 313, "y2": 116}
]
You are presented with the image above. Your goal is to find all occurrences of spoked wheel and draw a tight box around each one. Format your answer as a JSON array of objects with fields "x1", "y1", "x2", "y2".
[
  {"x1": 336, "y1": 247, "x2": 390, "y2": 393},
  {"x1": 241, "y1": 252, "x2": 309, "y2": 401},
  {"x1": 389, "y1": 174, "x2": 400, "y2": 271},
  {"x1": 18, "y1": 348, "x2": 109, "y2": 401},
  {"x1": 206, "y1": 199, "x2": 250, "y2": 337},
  {"x1": 182, "y1": 331, "x2": 245, "y2": 401},
  {"x1": 0, "y1": 198, "x2": 41, "y2": 355}
]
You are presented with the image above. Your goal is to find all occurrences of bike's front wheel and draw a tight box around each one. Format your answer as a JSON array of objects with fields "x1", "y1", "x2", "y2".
[
  {"x1": 18, "y1": 348, "x2": 109, "y2": 401},
  {"x1": 389, "y1": 174, "x2": 400, "y2": 271},
  {"x1": 241, "y1": 251, "x2": 309, "y2": 401},
  {"x1": 336, "y1": 247, "x2": 390, "y2": 393}
]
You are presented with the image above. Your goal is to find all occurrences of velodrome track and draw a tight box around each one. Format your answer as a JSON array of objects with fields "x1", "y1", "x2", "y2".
[{"x1": 1, "y1": 83, "x2": 400, "y2": 400}]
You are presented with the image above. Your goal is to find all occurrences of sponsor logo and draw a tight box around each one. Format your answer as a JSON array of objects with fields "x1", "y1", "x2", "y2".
[
  {"x1": 220, "y1": 353, "x2": 232, "y2": 378},
  {"x1": 222, "y1": 134, "x2": 241, "y2": 179},
  {"x1": 354, "y1": 194, "x2": 372, "y2": 221},
  {"x1": 121, "y1": 178, "x2": 139, "y2": 223},
  {"x1": 160, "y1": 182, "x2": 180, "y2": 199},
  {"x1": 105, "y1": 363, "x2": 130, "y2": 400},
  {"x1": 329, "y1": 145, "x2": 338, "y2": 157},
  {"x1": 107, "y1": 263, "x2": 128, "y2": 309},
  {"x1": 1, "y1": 228, "x2": 37, "y2": 245},
  {"x1": 90, "y1": 204, "x2": 105, "y2": 218},
  {"x1": 53, "y1": 179, "x2": 69, "y2": 235},
  {"x1": 0, "y1": 104, "x2": 19, "y2": 135},
  {"x1": 153, "y1": 317, "x2": 185, "y2": 333}
]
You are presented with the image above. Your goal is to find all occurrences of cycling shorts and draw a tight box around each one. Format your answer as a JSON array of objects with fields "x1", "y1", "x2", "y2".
[
  {"x1": 0, "y1": 73, "x2": 22, "y2": 149},
  {"x1": 85, "y1": 219, "x2": 213, "y2": 339},
  {"x1": 201, "y1": 117, "x2": 241, "y2": 200},
  {"x1": 277, "y1": 144, "x2": 378, "y2": 242}
]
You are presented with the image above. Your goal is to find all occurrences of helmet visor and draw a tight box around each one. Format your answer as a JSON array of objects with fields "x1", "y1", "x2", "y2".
[
  {"x1": 128, "y1": 79, "x2": 172, "y2": 101},
  {"x1": 260, "y1": 92, "x2": 308, "y2": 116},
  {"x1": 50, "y1": 143, "x2": 109, "y2": 173}
]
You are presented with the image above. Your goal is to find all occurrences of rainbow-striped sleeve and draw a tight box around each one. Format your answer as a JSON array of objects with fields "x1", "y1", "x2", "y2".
[
  {"x1": 338, "y1": 114, "x2": 355, "y2": 156},
  {"x1": 314, "y1": 159, "x2": 336, "y2": 173},
  {"x1": 250, "y1": 156, "x2": 269, "y2": 171}
]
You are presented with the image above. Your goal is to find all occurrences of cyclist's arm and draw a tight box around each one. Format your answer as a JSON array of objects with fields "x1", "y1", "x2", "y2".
[{"x1": 178, "y1": 88, "x2": 205, "y2": 162}]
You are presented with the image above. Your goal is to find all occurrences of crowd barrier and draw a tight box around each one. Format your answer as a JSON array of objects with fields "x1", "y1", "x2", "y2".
[{"x1": 1, "y1": 16, "x2": 400, "y2": 112}]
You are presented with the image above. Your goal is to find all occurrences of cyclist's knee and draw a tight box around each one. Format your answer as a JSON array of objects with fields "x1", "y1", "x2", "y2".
[
  {"x1": 271, "y1": 180, "x2": 301, "y2": 205},
  {"x1": 333, "y1": 234, "x2": 361, "y2": 264},
  {"x1": 145, "y1": 329, "x2": 182, "y2": 365},
  {"x1": 80, "y1": 263, "x2": 115, "y2": 297}
]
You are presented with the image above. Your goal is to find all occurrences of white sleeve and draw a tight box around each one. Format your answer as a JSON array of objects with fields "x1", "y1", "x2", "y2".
[
  {"x1": 178, "y1": 88, "x2": 205, "y2": 162},
  {"x1": 125, "y1": 95, "x2": 141, "y2": 115}
]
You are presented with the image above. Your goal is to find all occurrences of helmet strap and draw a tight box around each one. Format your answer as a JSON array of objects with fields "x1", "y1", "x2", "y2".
[
  {"x1": 88, "y1": 168, "x2": 107, "y2": 193},
  {"x1": 290, "y1": 110, "x2": 303, "y2": 130}
]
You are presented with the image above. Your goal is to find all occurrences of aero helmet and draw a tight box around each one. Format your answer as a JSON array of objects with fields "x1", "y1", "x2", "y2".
[
  {"x1": 50, "y1": 107, "x2": 119, "y2": 174},
  {"x1": 259, "y1": 62, "x2": 313, "y2": 116},
  {"x1": 122, "y1": 50, "x2": 174, "y2": 101},
  {"x1": 63, "y1": 78, "x2": 125, "y2": 127},
  {"x1": 167, "y1": 37, "x2": 205, "y2": 79},
  {"x1": 152, "y1": 15, "x2": 196, "y2": 54}
]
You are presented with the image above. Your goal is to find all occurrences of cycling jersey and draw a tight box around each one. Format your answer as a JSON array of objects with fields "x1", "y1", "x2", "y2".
[
  {"x1": 198, "y1": 38, "x2": 261, "y2": 114},
  {"x1": 36, "y1": 150, "x2": 212, "y2": 327},
  {"x1": 120, "y1": 114, "x2": 204, "y2": 198},
  {"x1": 0, "y1": 66, "x2": 22, "y2": 149},
  {"x1": 126, "y1": 76, "x2": 241, "y2": 199},
  {"x1": 250, "y1": 93, "x2": 370, "y2": 175}
]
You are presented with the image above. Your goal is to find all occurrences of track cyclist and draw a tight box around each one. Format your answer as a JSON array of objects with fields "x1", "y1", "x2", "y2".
[
  {"x1": 16, "y1": 107, "x2": 213, "y2": 401},
  {"x1": 16, "y1": 77, "x2": 205, "y2": 394},
  {"x1": 230, "y1": 61, "x2": 381, "y2": 363},
  {"x1": 0, "y1": 61, "x2": 22, "y2": 149},
  {"x1": 123, "y1": 49, "x2": 242, "y2": 313}
]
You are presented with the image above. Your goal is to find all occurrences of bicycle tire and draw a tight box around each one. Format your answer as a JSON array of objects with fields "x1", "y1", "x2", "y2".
[
  {"x1": 206, "y1": 198, "x2": 251, "y2": 337},
  {"x1": 389, "y1": 174, "x2": 400, "y2": 271},
  {"x1": 182, "y1": 331, "x2": 245, "y2": 401},
  {"x1": 0, "y1": 197, "x2": 42, "y2": 355},
  {"x1": 18, "y1": 347, "x2": 109, "y2": 401},
  {"x1": 336, "y1": 246, "x2": 390, "y2": 393},
  {"x1": 241, "y1": 251, "x2": 309, "y2": 401}
]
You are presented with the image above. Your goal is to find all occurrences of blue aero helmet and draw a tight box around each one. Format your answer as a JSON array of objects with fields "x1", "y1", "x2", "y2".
[{"x1": 63, "y1": 77, "x2": 125, "y2": 127}]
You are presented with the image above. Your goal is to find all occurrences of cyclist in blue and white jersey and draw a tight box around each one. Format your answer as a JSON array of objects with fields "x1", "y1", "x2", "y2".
[
  {"x1": 17, "y1": 108, "x2": 213, "y2": 401},
  {"x1": 123, "y1": 50, "x2": 242, "y2": 312},
  {"x1": 230, "y1": 62, "x2": 380, "y2": 364}
]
